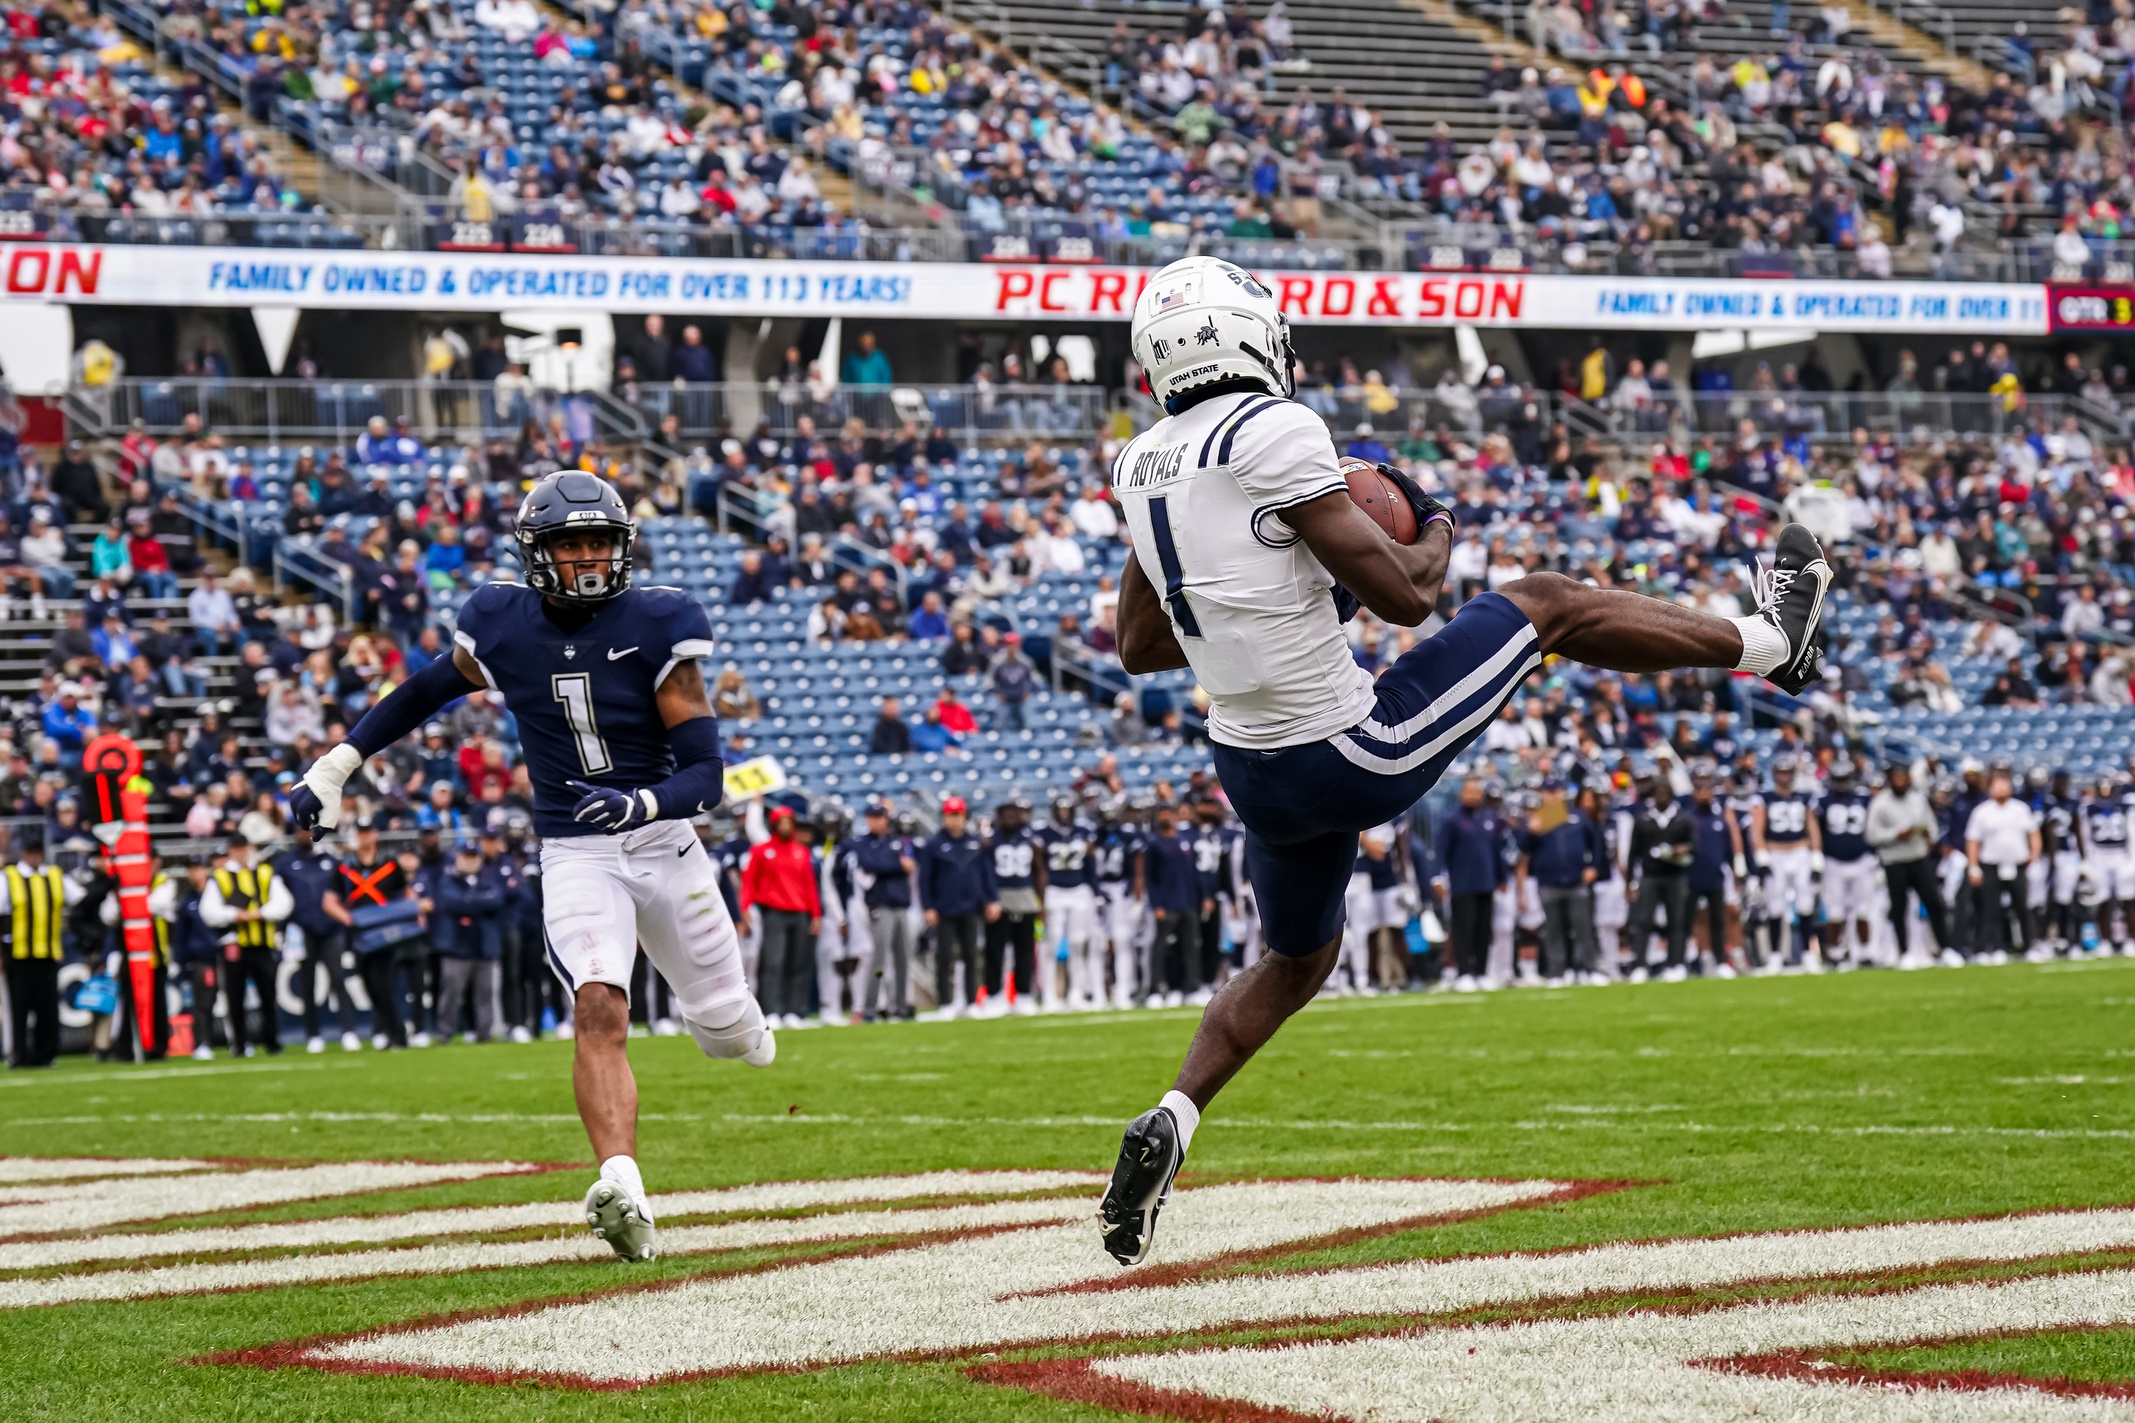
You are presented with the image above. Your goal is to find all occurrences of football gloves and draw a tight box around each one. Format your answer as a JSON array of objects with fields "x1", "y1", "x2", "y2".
[
  {"x1": 289, "y1": 744, "x2": 363, "y2": 832},
  {"x1": 568, "y1": 779, "x2": 657, "y2": 833},
  {"x1": 1373, "y1": 462, "x2": 1455, "y2": 538}
]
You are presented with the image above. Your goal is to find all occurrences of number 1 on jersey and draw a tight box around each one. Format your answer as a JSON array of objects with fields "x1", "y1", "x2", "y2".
[
  {"x1": 1146, "y1": 495, "x2": 1203, "y2": 637},
  {"x1": 552, "y1": 674, "x2": 613, "y2": 774}
]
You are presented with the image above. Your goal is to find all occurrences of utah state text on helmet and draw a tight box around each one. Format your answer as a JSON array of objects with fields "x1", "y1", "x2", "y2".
[{"x1": 1131, "y1": 257, "x2": 1297, "y2": 415}]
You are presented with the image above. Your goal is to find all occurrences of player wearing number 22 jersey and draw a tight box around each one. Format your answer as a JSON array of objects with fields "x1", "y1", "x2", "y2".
[{"x1": 287, "y1": 471, "x2": 768, "y2": 1269}]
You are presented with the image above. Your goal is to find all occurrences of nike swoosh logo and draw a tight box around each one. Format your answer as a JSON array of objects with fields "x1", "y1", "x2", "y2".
[
  {"x1": 678, "y1": 845, "x2": 690, "y2": 857},
  {"x1": 608, "y1": 647, "x2": 638, "y2": 660}
]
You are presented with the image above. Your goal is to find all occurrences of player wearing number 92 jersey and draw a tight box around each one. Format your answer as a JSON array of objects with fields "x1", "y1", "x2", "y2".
[{"x1": 285, "y1": 471, "x2": 770, "y2": 1268}]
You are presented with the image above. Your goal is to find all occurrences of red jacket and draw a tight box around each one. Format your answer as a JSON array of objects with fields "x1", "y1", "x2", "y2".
[{"x1": 740, "y1": 837, "x2": 821, "y2": 918}]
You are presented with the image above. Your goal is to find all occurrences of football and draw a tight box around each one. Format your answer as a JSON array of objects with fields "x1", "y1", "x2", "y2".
[{"x1": 1340, "y1": 456, "x2": 1420, "y2": 544}]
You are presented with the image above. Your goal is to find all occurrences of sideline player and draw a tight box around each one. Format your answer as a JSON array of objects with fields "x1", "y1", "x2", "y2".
[
  {"x1": 1817, "y1": 763, "x2": 1880, "y2": 966},
  {"x1": 2080, "y1": 775, "x2": 2135, "y2": 954},
  {"x1": 1096, "y1": 256, "x2": 1832, "y2": 1265},
  {"x1": 1749, "y1": 755, "x2": 1823, "y2": 970},
  {"x1": 1040, "y1": 795, "x2": 1103, "y2": 1008},
  {"x1": 288, "y1": 471, "x2": 770, "y2": 1264}
]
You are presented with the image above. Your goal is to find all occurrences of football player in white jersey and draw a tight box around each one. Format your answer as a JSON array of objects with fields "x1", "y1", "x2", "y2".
[{"x1": 1096, "y1": 257, "x2": 1834, "y2": 1266}]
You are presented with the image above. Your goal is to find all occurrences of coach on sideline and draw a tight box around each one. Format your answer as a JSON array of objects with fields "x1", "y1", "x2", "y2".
[
  {"x1": 1433, "y1": 778, "x2": 1504, "y2": 990},
  {"x1": 1516, "y1": 781, "x2": 1603, "y2": 983},
  {"x1": 919, "y1": 797, "x2": 996, "y2": 1016},
  {"x1": 1965, "y1": 769, "x2": 2040, "y2": 962},
  {"x1": 1868, "y1": 762, "x2": 1952, "y2": 959},
  {"x1": 740, "y1": 805, "x2": 822, "y2": 1029}
]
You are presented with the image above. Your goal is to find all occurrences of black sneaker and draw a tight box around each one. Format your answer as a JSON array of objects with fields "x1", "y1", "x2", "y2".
[
  {"x1": 1097, "y1": 1105, "x2": 1184, "y2": 1266},
  {"x1": 1753, "y1": 523, "x2": 1832, "y2": 695}
]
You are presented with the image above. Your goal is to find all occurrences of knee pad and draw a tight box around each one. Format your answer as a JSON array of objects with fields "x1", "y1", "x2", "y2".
[{"x1": 682, "y1": 992, "x2": 766, "y2": 1060}]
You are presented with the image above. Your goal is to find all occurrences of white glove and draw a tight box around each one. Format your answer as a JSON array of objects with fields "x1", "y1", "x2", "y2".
[
  {"x1": 291, "y1": 744, "x2": 363, "y2": 831},
  {"x1": 1732, "y1": 854, "x2": 1748, "y2": 878},
  {"x1": 1752, "y1": 849, "x2": 1769, "y2": 871},
  {"x1": 1809, "y1": 851, "x2": 1826, "y2": 875}
]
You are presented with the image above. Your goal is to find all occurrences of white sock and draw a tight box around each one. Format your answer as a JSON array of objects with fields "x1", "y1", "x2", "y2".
[
  {"x1": 1729, "y1": 614, "x2": 1788, "y2": 675},
  {"x1": 1160, "y1": 1090, "x2": 1201, "y2": 1155},
  {"x1": 599, "y1": 1154, "x2": 649, "y2": 1214}
]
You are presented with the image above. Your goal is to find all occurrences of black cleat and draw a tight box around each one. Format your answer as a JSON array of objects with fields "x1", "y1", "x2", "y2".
[
  {"x1": 1752, "y1": 523, "x2": 1832, "y2": 696},
  {"x1": 1097, "y1": 1105, "x2": 1184, "y2": 1266}
]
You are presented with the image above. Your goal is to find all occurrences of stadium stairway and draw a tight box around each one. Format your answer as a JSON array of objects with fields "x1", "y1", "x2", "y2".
[
  {"x1": 963, "y1": 0, "x2": 1523, "y2": 155},
  {"x1": 133, "y1": 29, "x2": 327, "y2": 214},
  {"x1": 0, "y1": 521, "x2": 248, "y2": 850}
]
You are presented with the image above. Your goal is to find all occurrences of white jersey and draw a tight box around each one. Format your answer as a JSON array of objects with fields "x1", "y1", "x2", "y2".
[{"x1": 1112, "y1": 390, "x2": 1375, "y2": 749}]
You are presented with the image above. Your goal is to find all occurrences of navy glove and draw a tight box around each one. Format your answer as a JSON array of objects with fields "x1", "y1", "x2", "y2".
[
  {"x1": 1374, "y1": 462, "x2": 1455, "y2": 538},
  {"x1": 1330, "y1": 581, "x2": 1360, "y2": 624},
  {"x1": 288, "y1": 782, "x2": 325, "y2": 833},
  {"x1": 567, "y1": 779, "x2": 654, "y2": 833}
]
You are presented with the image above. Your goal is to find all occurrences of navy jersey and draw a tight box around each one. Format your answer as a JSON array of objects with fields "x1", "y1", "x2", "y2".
[
  {"x1": 987, "y1": 829, "x2": 1039, "y2": 891},
  {"x1": 1188, "y1": 824, "x2": 1232, "y2": 898},
  {"x1": 1759, "y1": 789, "x2": 1817, "y2": 846},
  {"x1": 1142, "y1": 833, "x2": 1199, "y2": 912},
  {"x1": 1689, "y1": 801, "x2": 1734, "y2": 890},
  {"x1": 1038, "y1": 823, "x2": 1093, "y2": 889},
  {"x1": 1819, "y1": 791, "x2": 1873, "y2": 862},
  {"x1": 1361, "y1": 834, "x2": 1401, "y2": 890},
  {"x1": 1093, "y1": 826, "x2": 1142, "y2": 886},
  {"x1": 453, "y1": 583, "x2": 715, "y2": 838},
  {"x1": 2037, "y1": 795, "x2": 2077, "y2": 855},
  {"x1": 714, "y1": 834, "x2": 751, "y2": 917},
  {"x1": 2084, "y1": 796, "x2": 2132, "y2": 851}
]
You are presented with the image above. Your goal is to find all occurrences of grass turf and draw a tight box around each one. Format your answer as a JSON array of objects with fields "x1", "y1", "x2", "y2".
[
  {"x1": 1826, "y1": 1326, "x2": 2135, "y2": 1388},
  {"x1": 6, "y1": 957, "x2": 2135, "y2": 1418}
]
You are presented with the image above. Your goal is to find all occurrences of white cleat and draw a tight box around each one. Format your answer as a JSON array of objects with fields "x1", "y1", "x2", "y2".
[
  {"x1": 340, "y1": 1031, "x2": 362, "y2": 1052},
  {"x1": 584, "y1": 1180, "x2": 658, "y2": 1262},
  {"x1": 743, "y1": 1025, "x2": 777, "y2": 1068},
  {"x1": 306, "y1": 1036, "x2": 325, "y2": 1054},
  {"x1": 510, "y1": 1025, "x2": 533, "y2": 1044}
]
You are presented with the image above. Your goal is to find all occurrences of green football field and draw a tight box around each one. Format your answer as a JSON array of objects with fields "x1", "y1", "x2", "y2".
[{"x1": 9, "y1": 960, "x2": 2135, "y2": 1420}]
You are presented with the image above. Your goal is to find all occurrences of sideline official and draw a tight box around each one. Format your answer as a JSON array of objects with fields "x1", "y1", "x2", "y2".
[
  {"x1": 2, "y1": 832, "x2": 79, "y2": 1068},
  {"x1": 201, "y1": 833, "x2": 293, "y2": 1056}
]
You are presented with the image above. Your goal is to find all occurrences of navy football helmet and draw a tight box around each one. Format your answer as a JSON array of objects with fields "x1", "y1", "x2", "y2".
[{"x1": 516, "y1": 471, "x2": 635, "y2": 603}]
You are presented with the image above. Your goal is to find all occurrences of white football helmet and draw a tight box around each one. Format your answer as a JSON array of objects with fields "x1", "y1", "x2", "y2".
[{"x1": 1130, "y1": 256, "x2": 1295, "y2": 414}]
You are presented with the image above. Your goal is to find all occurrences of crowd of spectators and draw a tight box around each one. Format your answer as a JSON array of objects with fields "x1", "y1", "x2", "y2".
[{"x1": 0, "y1": 0, "x2": 301, "y2": 223}]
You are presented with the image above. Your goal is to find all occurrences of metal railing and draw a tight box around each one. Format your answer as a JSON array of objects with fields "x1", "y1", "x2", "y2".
[
  {"x1": 70, "y1": 378, "x2": 605, "y2": 444},
  {"x1": 75, "y1": 377, "x2": 2130, "y2": 463},
  {"x1": 71, "y1": 377, "x2": 1123, "y2": 447},
  {"x1": 1863, "y1": 0, "x2": 1958, "y2": 54}
]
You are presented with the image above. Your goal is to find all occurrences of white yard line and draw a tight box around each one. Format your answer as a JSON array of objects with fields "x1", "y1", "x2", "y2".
[
  {"x1": 0, "y1": 1169, "x2": 1106, "y2": 1270},
  {"x1": 0, "y1": 1161, "x2": 539, "y2": 1236},
  {"x1": 0, "y1": 1196, "x2": 1097, "y2": 1308},
  {"x1": 321, "y1": 1179, "x2": 1570, "y2": 1381},
  {"x1": 0, "y1": 1159, "x2": 213, "y2": 1183},
  {"x1": 1098, "y1": 1269, "x2": 2135, "y2": 1422},
  {"x1": 324, "y1": 1199, "x2": 2135, "y2": 1384}
]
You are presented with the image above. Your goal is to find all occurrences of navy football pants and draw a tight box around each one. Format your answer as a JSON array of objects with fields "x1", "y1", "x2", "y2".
[{"x1": 1214, "y1": 593, "x2": 1541, "y2": 957}]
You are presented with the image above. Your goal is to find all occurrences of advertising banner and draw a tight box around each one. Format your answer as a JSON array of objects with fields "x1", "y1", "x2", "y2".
[{"x1": 0, "y1": 244, "x2": 2054, "y2": 335}]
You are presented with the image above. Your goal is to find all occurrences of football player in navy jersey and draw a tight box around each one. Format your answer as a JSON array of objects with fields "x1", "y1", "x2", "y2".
[
  {"x1": 1092, "y1": 801, "x2": 1146, "y2": 1009},
  {"x1": 2032, "y1": 768, "x2": 2082, "y2": 955},
  {"x1": 2079, "y1": 776, "x2": 2135, "y2": 955},
  {"x1": 984, "y1": 797, "x2": 1046, "y2": 1013},
  {"x1": 1750, "y1": 755, "x2": 1824, "y2": 969},
  {"x1": 289, "y1": 472, "x2": 769, "y2": 1265},
  {"x1": 1039, "y1": 796, "x2": 1103, "y2": 1009},
  {"x1": 1817, "y1": 763, "x2": 1880, "y2": 967}
]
